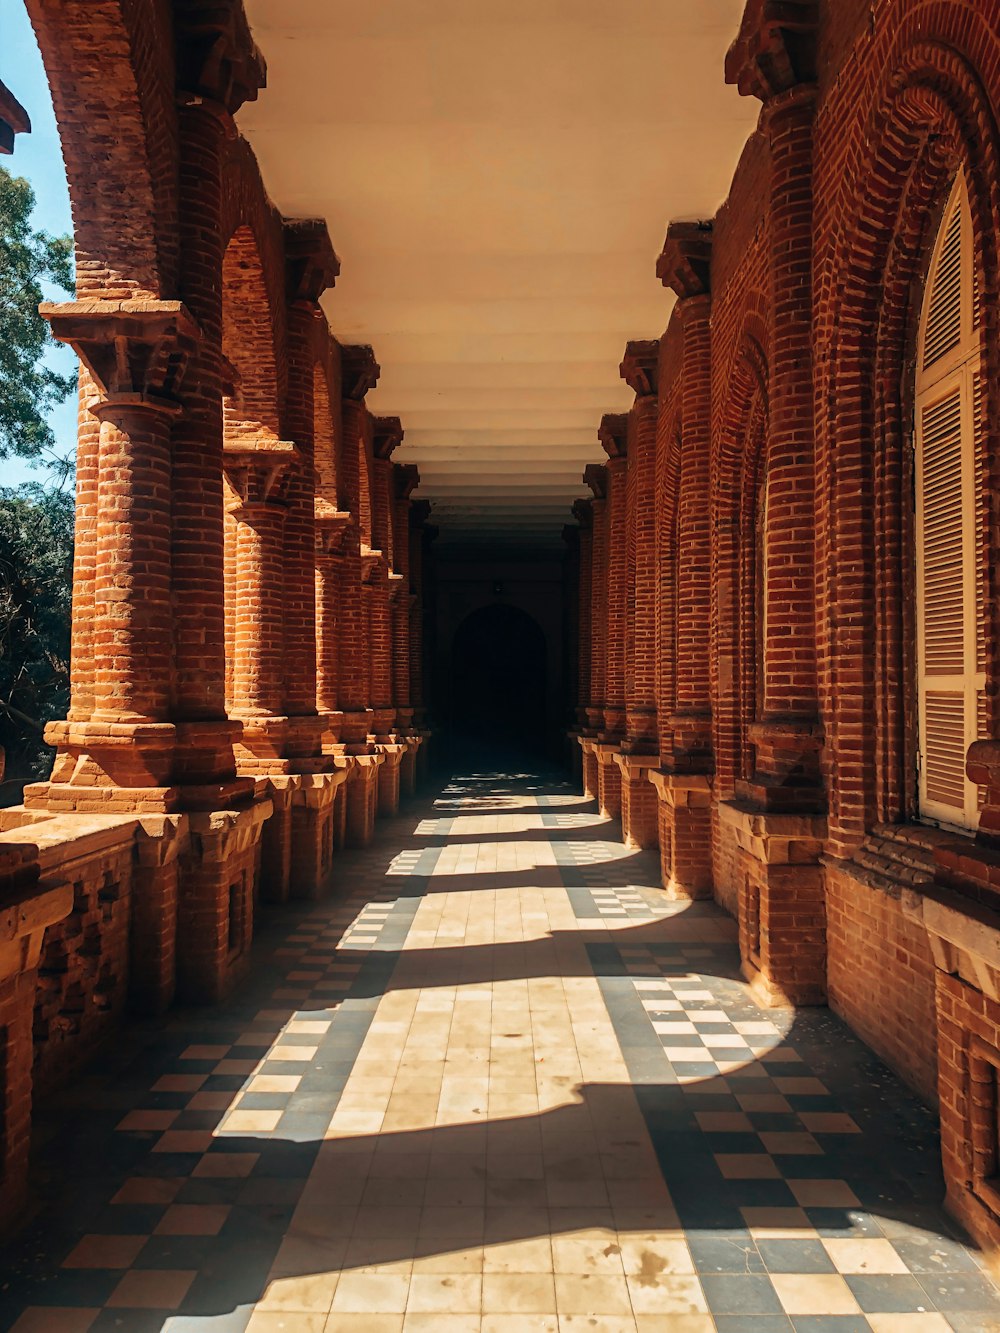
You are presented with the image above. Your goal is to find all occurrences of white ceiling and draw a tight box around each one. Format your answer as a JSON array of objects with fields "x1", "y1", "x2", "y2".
[{"x1": 238, "y1": 0, "x2": 758, "y2": 549}]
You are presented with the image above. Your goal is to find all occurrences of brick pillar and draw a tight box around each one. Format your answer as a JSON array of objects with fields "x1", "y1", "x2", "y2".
[
  {"x1": 393, "y1": 465, "x2": 420, "y2": 796},
  {"x1": 582, "y1": 466, "x2": 608, "y2": 809},
  {"x1": 562, "y1": 524, "x2": 582, "y2": 782},
  {"x1": 339, "y1": 350, "x2": 384, "y2": 846},
  {"x1": 371, "y1": 419, "x2": 405, "y2": 816},
  {"x1": 649, "y1": 224, "x2": 716, "y2": 899},
  {"x1": 617, "y1": 343, "x2": 660, "y2": 849},
  {"x1": 572, "y1": 500, "x2": 596, "y2": 798},
  {"x1": 596, "y1": 418, "x2": 628, "y2": 820},
  {"x1": 410, "y1": 501, "x2": 434, "y2": 784},
  {"x1": 33, "y1": 303, "x2": 198, "y2": 803},
  {"x1": 724, "y1": 10, "x2": 825, "y2": 1006}
]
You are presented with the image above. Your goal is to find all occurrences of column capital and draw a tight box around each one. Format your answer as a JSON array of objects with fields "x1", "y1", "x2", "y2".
[
  {"x1": 41, "y1": 299, "x2": 200, "y2": 410},
  {"x1": 656, "y1": 221, "x2": 713, "y2": 298},
  {"x1": 373, "y1": 416, "x2": 404, "y2": 460},
  {"x1": 572, "y1": 497, "x2": 593, "y2": 529},
  {"x1": 410, "y1": 499, "x2": 433, "y2": 528},
  {"x1": 224, "y1": 437, "x2": 299, "y2": 505},
  {"x1": 342, "y1": 345, "x2": 381, "y2": 401},
  {"x1": 598, "y1": 413, "x2": 628, "y2": 461},
  {"x1": 395, "y1": 463, "x2": 420, "y2": 501},
  {"x1": 724, "y1": 0, "x2": 817, "y2": 103},
  {"x1": 284, "y1": 218, "x2": 340, "y2": 306},
  {"x1": 619, "y1": 340, "x2": 659, "y2": 397},
  {"x1": 583, "y1": 463, "x2": 607, "y2": 501},
  {"x1": 314, "y1": 498, "x2": 352, "y2": 554},
  {"x1": 175, "y1": 0, "x2": 266, "y2": 115},
  {"x1": 0, "y1": 78, "x2": 30, "y2": 155}
]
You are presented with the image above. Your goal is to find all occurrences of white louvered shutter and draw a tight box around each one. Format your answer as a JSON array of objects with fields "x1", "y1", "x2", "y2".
[{"x1": 915, "y1": 172, "x2": 986, "y2": 829}]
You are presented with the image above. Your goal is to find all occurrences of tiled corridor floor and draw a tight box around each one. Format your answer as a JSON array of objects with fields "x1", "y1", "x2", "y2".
[{"x1": 3, "y1": 768, "x2": 1000, "y2": 1332}]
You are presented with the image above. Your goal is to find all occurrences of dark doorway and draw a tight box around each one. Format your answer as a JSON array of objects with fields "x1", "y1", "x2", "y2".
[{"x1": 448, "y1": 603, "x2": 547, "y2": 760}]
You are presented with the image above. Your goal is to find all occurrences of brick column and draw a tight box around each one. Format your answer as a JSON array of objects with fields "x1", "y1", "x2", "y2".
[
  {"x1": 170, "y1": 9, "x2": 265, "y2": 792},
  {"x1": 581, "y1": 468, "x2": 607, "y2": 807},
  {"x1": 35, "y1": 302, "x2": 198, "y2": 802},
  {"x1": 276, "y1": 223, "x2": 346, "y2": 900},
  {"x1": 394, "y1": 465, "x2": 421, "y2": 797},
  {"x1": 339, "y1": 348, "x2": 383, "y2": 845},
  {"x1": 573, "y1": 500, "x2": 593, "y2": 731},
  {"x1": 409, "y1": 501, "x2": 434, "y2": 785},
  {"x1": 596, "y1": 416, "x2": 628, "y2": 820},
  {"x1": 370, "y1": 418, "x2": 405, "y2": 816},
  {"x1": 648, "y1": 224, "x2": 716, "y2": 899},
  {"x1": 724, "y1": 2, "x2": 825, "y2": 1006},
  {"x1": 617, "y1": 342, "x2": 660, "y2": 849}
]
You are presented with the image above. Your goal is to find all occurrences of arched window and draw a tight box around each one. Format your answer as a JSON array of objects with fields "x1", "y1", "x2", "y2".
[{"x1": 914, "y1": 171, "x2": 985, "y2": 829}]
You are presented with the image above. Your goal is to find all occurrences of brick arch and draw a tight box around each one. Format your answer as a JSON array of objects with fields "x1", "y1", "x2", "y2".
[
  {"x1": 654, "y1": 382, "x2": 682, "y2": 757},
  {"x1": 26, "y1": 0, "x2": 175, "y2": 297},
  {"x1": 220, "y1": 137, "x2": 290, "y2": 427},
  {"x1": 313, "y1": 361, "x2": 339, "y2": 504},
  {"x1": 712, "y1": 326, "x2": 769, "y2": 798},
  {"x1": 221, "y1": 225, "x2": 281, "y2": 439},
  {"x1": 818, "y1": 41, "x2": 1000, "y2": 854}
]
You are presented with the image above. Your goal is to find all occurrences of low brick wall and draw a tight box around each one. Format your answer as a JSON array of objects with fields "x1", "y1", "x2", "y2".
[{"x1": 826, "y1": 861, "x2": 939, "y2": 1107}]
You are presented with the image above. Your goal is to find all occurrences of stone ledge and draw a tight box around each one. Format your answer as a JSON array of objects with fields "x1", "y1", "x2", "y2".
[{"x1": 903, "y1": 883, "x2": 1000, "y2": 1002}]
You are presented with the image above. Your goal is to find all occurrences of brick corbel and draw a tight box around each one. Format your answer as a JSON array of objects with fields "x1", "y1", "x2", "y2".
[
  {"x1": 342, "y1": 345, "x2": 381, "y2": 402},
  {"x1": 598, "y1": 413, "x2": 628, "y2": 461},
  {"x1": 314, "y1": 498, "x2": 352, "y2": 555},
  {"x1": 175, "y1": 0, "x2": 266, "y2": 117},
  {"x1": 723, "y1": 0, "x2": 817, "y2": 102},
  {"x1": 572, "y1": 497, "x2": 593, "y2": 529},
  {"x1": 223, "y1": 438, "x2": 299, "y2": 506},
  {"x1": 583, "y1": 464, "x2": 607, "y2": 501},
  {"x1": 0, "y1": 78, "x2": 30, "y2": 156},
  {"x1": 40, "y1": 300, "x2": 200, "y2": 412},
  {"x1": 656, "y1": 221, "x2": 713, "y2": 299},
  {"x1": 619, "y1": 341, "x2": 659, "y2": 398},
  {"x1": 395, "y1": 464, "x2": 420, "y2": 502},
  {"x1": 284, "y1": 218, "x2": 340, "y2": 307},
  {"x1": 373, "y1": 416, "x2": 404, "y2": 461}
]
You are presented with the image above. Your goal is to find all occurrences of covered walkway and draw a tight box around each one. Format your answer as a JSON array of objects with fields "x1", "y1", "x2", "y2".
[{"x1": 2, "y1": 769, "x2": 996, "y2": 1332}]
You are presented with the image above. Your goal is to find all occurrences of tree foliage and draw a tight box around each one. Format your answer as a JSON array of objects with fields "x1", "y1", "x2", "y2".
[
  {"x1": 0, "y1": 164, "x2": 74, "y2": 461},
  {"x1": 0, "y1": 483, "x2": 73, "y2": 782}
]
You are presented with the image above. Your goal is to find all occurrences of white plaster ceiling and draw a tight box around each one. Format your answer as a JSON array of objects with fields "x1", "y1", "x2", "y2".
[{"x1": 238, "y1": 0, "x2": 759, "y2": 549}]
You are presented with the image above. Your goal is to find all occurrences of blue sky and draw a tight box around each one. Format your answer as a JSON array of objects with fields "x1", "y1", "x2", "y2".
[{"x1": 1, "y1": 0, "x2": 76, "y2": 488}]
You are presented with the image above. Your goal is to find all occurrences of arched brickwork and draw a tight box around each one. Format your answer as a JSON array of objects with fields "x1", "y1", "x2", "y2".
[
  {"x1": 26, "y1": 0, "x2": 176, "y2": 298},
  {"x1": 654, "y1": 382, "x2": 682, "y2": 761},
  {"x1": 711, "y1": 319, "x2": 769, "y2": 801},
  {"x1": 816, "y1": 32, "x2": 1000, "y2": 856}
]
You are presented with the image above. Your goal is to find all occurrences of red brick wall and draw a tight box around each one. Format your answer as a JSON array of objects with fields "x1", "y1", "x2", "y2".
[{"x1": 826, "y1": 863, "x2": 938, "y2": 1106}]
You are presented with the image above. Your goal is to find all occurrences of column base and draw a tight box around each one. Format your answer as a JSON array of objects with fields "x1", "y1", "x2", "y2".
[
  {"x1": 343, "y1": 754, "x2": 384, "y2": 848},
  {"x1": 374, "y1": 741, "x2": 405, "y2": 818},
  {"x1": 648, "y1": 770, "x2": 714, "y2": 899},
  {"x1": 176, "y1": 797, "x2": 272, "y2": 1004},
  {"x1": 290, "y1": 771, "x2": 347, "y2": 900},
  {"x1": 399, "y1": 736, "x2": 422, "y2": 799},
  {"x1": 579, "y1": 737, "x2": 600, "y2": 801},
  {"x1": 614, "y1": 753, "x2": 660, "y2": 849},
  {"x1": 256, "y1": 775, "x2": 299, "y2": 903},
  {"x1": 718, "y1": 800, "x2": 827, "y2": 1007},
  {"x1": 595, "y1": 743, "x2": 622, "y2": 820}
]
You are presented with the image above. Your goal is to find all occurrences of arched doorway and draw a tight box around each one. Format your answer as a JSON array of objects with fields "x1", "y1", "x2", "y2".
[{"x1": 449, "y1": 603, "x2": 547, "y2": 760}]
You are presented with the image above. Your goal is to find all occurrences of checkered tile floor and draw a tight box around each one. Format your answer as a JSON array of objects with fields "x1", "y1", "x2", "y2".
[{"x1": 1, "y1": 770, "x2": 997, "y2": 1332}]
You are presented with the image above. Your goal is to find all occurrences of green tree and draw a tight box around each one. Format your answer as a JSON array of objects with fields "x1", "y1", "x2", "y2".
[
  {"x1": 0, "y1": 164, "x2": 75, "y2": 788},
  {"x1": 0, "y1": 482, "x2": 73, "y2": 783},
  {"x1": 0, "y1": 163, "x2": 74, "y2": 465}
]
